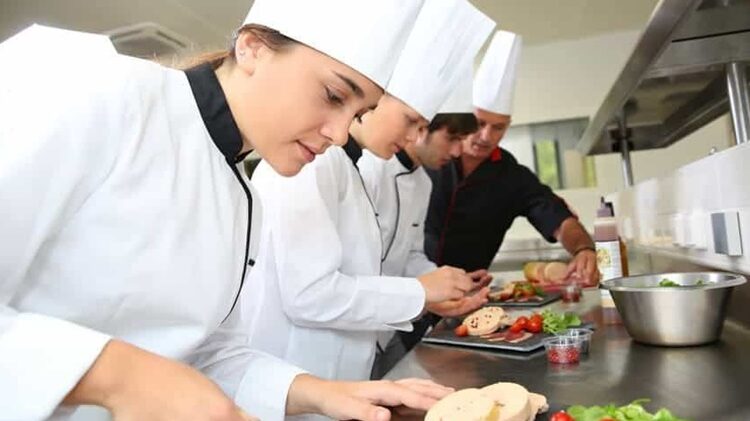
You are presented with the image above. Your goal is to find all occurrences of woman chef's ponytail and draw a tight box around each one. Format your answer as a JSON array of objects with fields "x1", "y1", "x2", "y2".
[{"x1": 178, "y1": 24, "x2": 297, "y2": 69}]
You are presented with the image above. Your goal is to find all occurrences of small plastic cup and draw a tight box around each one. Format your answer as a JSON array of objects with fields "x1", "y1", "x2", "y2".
[
  {"x1": 557, "y1": 328, "x2": 594, "y2": 354},
  {"x1": 544, "y1": 336, "x2": 582, "y2": 364},
  {"x1": 561, "y1": 283, "x2": 582, "y2": 303}
]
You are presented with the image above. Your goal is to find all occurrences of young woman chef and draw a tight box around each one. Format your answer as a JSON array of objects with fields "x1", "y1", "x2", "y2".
[
  {"x1": 244, "y1": 0, "x2": 495, "y2": 393},
  {"x1": 359, "y1": 68, "x2": 496, "y2": 379},
  {"x1": 0, "y1": 1, "x2": 456, "y2": 420}
]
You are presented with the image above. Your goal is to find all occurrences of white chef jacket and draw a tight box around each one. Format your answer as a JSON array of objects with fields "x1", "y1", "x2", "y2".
[
  {"x1": 244, "y1": 138, "x2": 426, "y2": 388},
  {"x1": 0, "y1": 28, "x2": 303, "y2": 421},
  {"x1": 358, "y1": 150, "x2": 437, "y2": 278}
]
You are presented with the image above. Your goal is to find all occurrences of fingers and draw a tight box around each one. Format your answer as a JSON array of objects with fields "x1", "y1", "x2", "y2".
[
  {"x1": 565, "y1": 260, "x2": 578, "y2": 278},
  {"x1": 394, "y1": 378, "x2": 454, "y2": 401},
  {"x1": 466, "y1": 269, "x2": 488, "y2": 281},
  {"x1": 341, "y1": 397, "x2": 392, "y2": 421},
  {"x1": 455, "y1": 272, "x2": 474, "y2": 294}
]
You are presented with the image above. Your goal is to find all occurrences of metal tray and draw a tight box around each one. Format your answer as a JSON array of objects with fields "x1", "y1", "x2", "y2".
[{"x1": 486, "y1": 292, "x2": 562, "y2": 308}]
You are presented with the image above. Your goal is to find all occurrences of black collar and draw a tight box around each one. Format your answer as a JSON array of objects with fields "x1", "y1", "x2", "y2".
[
  {"x1": 396, "y1": 149, "x2": 416, "y2": 170},
  {"x1": 343, "y1": 135, "x2": 364, "y2": 168},
  {"x1": 185, "y1": 63, "x2": 250, "y2": 163}
]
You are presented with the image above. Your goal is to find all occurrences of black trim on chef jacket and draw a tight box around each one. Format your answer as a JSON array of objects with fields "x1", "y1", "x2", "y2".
[
  {"x1": 424, "y1": 147, "x2": 574, "y2": 272},
  {"x1": 185, "y1": 63, "x2": 253, "y2": 321},
  {"x1": 381, "y1": 150, "x2": 418, "y2": 263},
  {"x1": 343, "y1": 135, "x2": 386, "y2": 294}
]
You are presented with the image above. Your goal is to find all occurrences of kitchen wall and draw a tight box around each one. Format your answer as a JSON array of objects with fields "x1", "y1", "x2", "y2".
[{"x1": 500, "y1": 29, "x2": 735, "y2": 243}]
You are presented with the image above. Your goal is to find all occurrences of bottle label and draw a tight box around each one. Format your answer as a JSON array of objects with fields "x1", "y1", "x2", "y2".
[{"x1": 595, "y1": 240, "x2": 623, "y2": 281}]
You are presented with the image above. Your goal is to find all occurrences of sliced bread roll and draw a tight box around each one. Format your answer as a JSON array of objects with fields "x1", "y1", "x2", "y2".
[
  {"x1": 463, "y1": 307, "x2": 506, "y2": 336},
  {"x1": 543, "y1": 262, "x2": 568, "y2": 283},
  {"x1": 480, "y1": 383, "x2": 533, "y2": 421},
  {"x1": 523, "y1": 262, "x2": 546, "y2": 282},
  {"x1": 425, "y1": 388, "x2": 499, "y2": 421}
]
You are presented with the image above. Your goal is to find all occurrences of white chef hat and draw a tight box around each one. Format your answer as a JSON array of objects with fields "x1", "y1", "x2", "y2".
[
  {"x1": 436, "y1": 65, "x2": 474, "y2": 114},
  {"x1": 243, "y1": 0, "x2": 424, "y2": 88},
  {"x1": 0, "y1": 24, "x2": 116, "y2": 59},
  {"x1": 385, "y1": 0, "x2": 495, "y2": 121},
  {"x1": 473, "y1": 30, "x2": 522, "y2": 116}
]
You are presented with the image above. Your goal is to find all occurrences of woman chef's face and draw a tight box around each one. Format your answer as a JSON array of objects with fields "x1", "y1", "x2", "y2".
[
  {"x1": 357, "y1": 94, "x2": 428, "y2": 159},
  {"x1": 230, "y1": 32, "x2": 383, "y2": 176}
]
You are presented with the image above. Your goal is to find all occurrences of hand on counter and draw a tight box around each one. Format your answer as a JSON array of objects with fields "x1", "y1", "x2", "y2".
[
  {"x1": 286, "y1": 374, "x2": 453, "y2": 421},
  {"x1": 64, "y1": 340, "x2": 253, "y2": 421},
  {"x1": 566, "y1": 249, "x2": 600, "y2": 286}
]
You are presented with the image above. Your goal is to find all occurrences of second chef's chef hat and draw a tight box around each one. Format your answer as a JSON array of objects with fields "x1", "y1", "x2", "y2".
[
  {"x1": 437, "y1": 65, "x2": 474, "y2": 114},
  {"x1": 0, "y1": 24, "x2": 116, "y2": 61},
  {"x1": 243, "y1": 0, "x2": 424, "y2": 88},
  {"x1": 473, "y1": 30, "x2": 522, "y2": 116},
  {"x1": 385, "y1": 0, "x2": 495, "y2": 121}
]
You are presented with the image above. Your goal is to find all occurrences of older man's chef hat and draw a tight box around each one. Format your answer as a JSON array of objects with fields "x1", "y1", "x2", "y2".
[
  {"x1": 0, "y1": 24, "x2": 116, "y2": 59},
  {"x1": 437, "y1": 65, "x2": 474, "y2": 114},
  {"x1": 473, "y1": 30, "x2": 522, "y2": 115},
  {"x1": 244, "y1": 0, "x2": 424, "y2": 88},
  {"x1": 385, "y1": 0, "x2": 495, "y2": 121}
]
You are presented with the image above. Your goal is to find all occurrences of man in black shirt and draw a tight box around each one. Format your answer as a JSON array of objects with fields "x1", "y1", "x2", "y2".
[{"x1": 425, "y1": 30, "x2": 599, "y2": 285}]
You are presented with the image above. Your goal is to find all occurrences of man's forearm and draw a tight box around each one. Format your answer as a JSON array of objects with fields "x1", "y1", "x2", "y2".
[{"x1": 555, "y1": 217, "x2": 595, "y2": 256}]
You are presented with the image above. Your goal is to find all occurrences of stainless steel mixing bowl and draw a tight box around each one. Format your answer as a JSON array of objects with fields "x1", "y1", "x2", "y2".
[{"x1": 600, "y1": 272, "x2": 746, "y2": 346}]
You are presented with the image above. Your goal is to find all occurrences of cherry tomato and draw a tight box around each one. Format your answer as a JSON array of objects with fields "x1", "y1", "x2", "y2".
[
  {"x1": 454, "y1": 324, "x2": 469, "y2": 337},
  {"x1": 510, "y1": 317, "x2": 528, "y2": 333},
  {"x1": 550, "y1": 411, "x2": 574, "y2": 421},
  {"x1": 527, "y1": 318, "x2": 542, "y2": 333}
]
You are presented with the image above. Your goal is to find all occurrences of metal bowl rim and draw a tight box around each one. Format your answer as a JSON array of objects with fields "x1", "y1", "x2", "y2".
[{"x1": 600, "y1": 271, "x2": 746, "y2": 292}]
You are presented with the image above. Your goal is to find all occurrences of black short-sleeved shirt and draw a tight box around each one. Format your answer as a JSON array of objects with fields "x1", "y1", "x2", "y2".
[{"x1": 425, "y1": 147, "x2": 573, "y2": 271}]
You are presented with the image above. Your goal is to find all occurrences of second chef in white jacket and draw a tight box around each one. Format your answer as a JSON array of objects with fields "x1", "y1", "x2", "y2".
[
  {"x1": 244, "y1": 0, "x2": 495, "y2": 392},
  {"x1": 359, "y1": 69, "x2": 495, "y2": 378},
  {"x1": 0, "y1": 1, "x2": 455, "y2": 420}
]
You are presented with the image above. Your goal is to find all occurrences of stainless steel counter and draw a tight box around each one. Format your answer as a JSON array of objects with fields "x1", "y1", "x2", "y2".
[{"x1": 385, "y1": 291, "x2": 750, "y2": 420}]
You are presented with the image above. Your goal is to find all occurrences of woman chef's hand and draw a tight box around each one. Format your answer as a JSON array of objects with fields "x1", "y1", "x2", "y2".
[
  {"x1": 426, "y1": 286, "x2": 490, "y2": 318},
  {"x1": 64, "y1": 340, "x2": 256, "y2": 421},
  {"x1": 566, "y1": 249, "x2": 600, "y2": 286},
  {"x1": 286, "y1": 374, "x2": 453, "y2": 420},
  {"x1": 417, "y1": 266, "x2": 474, "y2": 303}
]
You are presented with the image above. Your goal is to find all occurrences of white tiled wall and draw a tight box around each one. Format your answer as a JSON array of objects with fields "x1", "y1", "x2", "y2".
[{"x1": 606, "y1": 141, "x2": 750, "y2": 274}]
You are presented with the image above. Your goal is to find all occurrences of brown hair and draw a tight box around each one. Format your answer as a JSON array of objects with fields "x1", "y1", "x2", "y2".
[
  {"x1": 178, "y1": 24, "x2": 297, "y2": 70},
  {"x1": 428, "y1": 113, "x2": 478, "y2": 136}
]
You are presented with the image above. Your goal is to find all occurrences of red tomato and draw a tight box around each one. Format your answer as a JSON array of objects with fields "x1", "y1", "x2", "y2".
[
  {"x1": 530, "y1": 314, "x2": 543, "y2": 324},
  {"x1": 454, "y1": 324, "x2": 469, "y2": 337},
  {"x1": 527, "y1": 318, "x2": 542, "y2": 333},
  {"x1": 510, "y1": 316, "x2": 528, "y2": 333},
  {"x1": 550, "y1": 411, "x2": 574, "y2": 421}
]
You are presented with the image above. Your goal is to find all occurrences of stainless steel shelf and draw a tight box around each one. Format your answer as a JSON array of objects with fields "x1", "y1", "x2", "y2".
[{"x1": 577, "y1": 0, "x2": 750, "y2": 156}]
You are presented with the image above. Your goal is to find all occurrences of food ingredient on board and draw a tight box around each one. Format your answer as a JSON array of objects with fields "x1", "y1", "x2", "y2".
[
  {"x1": 462, "y1": 306, "x2": 512, "y2": 336},
  {"x1": 488, "y1": 281, "x2": 545, "y2": 303},
  {"x1": 564, "y1": 399, "x2": 689, "y2": 421},
  {"x1": 541, "y1": 309, "x2": 582, "y2": 334}
]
